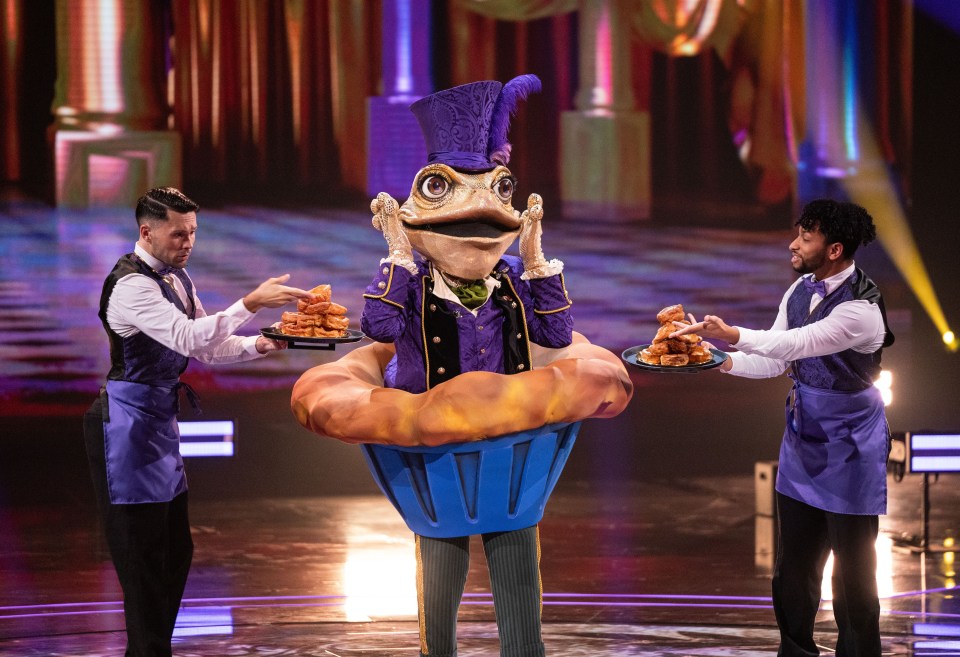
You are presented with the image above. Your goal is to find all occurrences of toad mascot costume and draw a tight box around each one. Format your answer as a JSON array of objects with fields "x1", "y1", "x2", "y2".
[{"x1": 291, "y1": 75, "x2": 632, "y2": 657}]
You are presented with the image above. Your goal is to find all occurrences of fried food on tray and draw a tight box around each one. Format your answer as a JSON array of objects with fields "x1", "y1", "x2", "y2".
[
  {"x1": 673, "y1": 331, "x2": 700, "y2": 344},
  {"x1": 639, "y1": 348, "x2": 661, "y2": 365},
  {"x1": 646, "y1": 341, "x2": 669, "y2": 356},
  {"x1": 279, "y1": 284, "x2": 350, "y2": 338},
  {"x1": 307, "y1": 284, "x2": 331, "y2": 302},
  {"x1": 298, "y1": 299, "x2": 349, "y2": 315},
  {"x1": 639, "y1": 303, "x2": 712, "y2": 367},
  {"x1": 322, "y1": 314, "x2": 350, "y2": 331},
  {"x1": 688, "y1": 344, "x2": 712, "y2": 364},
  {"x1": 312, "y1": 327, "x2": 347, "y2": 338},
  {"x1": 652, "y1": 324, "x2": 674, "y2": 343},
  {"x1": 663, "y1": 338, "x2": 690, "y2": 354},
  {"x1": 298, "y1": 300, "x2": 328, "y2": 314},
  {"x1": 660, "y1": 353, "x2": 689, "y2": 366},
  {"x1": 656, "y1": 304, "x2": 685, "y2": 325}
]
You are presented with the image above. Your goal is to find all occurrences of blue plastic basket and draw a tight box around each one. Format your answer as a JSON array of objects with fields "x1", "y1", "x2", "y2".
[{"x1": 361, "y1": 422, "x2": 581, "y2": 538}]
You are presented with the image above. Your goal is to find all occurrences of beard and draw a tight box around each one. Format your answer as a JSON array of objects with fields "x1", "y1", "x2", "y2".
[{"x1": 791, "y1": 250, "x2": 826, "y2": 275}]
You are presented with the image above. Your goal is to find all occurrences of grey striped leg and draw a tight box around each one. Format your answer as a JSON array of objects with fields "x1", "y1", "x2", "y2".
[
  {"x1": 416, "y1": 534, "x2": 470, "y2": 657},
  {"x1": 482, "y1": 526, "x2": 546, "y2": 657}
]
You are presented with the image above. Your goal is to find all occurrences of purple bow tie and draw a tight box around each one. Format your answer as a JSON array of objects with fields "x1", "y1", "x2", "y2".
[
  {"x1": 802, "y1": 276, "x2": 827, "y2": 297},
  {"x1": 157, "y1": 266, "x2": 176, "y2": 276},
  {"x1": 155, "y1": 265, "x2": 194, "y2": 313},
  {"x1": 156, "y1": 265, "x2": 183, "y2": 288}
]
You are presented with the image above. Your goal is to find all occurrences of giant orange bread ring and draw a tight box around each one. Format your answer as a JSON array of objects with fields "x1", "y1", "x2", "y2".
[{"x1": 291, "y1": 332, "x2": 634, "y2": 447}]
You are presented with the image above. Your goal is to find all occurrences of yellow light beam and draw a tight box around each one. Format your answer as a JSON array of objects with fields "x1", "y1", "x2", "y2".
[{"x1": 840, "y1": 112, "x2": 956, "y2": 351}]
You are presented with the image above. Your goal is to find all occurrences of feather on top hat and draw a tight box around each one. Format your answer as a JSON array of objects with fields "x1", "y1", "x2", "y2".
[{"x1": 409, "y1": 74, "x2": 542, "y2": 172}]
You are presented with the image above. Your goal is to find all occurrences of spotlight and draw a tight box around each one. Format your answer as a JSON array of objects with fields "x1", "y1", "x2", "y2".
[
  {"x1": 874, "y1": 369, "x2": 893, "y2": 406},
  {"x1": 944, "y1": 331, "x2": 957, "y2": 352}
]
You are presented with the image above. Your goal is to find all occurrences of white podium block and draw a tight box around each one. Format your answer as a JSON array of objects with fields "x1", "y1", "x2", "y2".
[
  {"x1": 54, "y1": 130, "x2": 181, "y2": 208},
  {"x1": 755, "y1": 513, "x2": 778, "y2": 572},
  {"x1": 754, "y1": 460, "x2": 779, "y2": 516}
]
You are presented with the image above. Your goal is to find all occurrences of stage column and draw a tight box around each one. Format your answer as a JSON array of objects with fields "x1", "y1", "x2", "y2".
[
  {"x1": 560, "y1": 0, "x2": 650, "y2": 221},
  {"x1": 51, "y1": 0, "x2": 180, "y2": 208},
  {"x1": 366, "y1": 0, "x2": 431, "y2": 200}
]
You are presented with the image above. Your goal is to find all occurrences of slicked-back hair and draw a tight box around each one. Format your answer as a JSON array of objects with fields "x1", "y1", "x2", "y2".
[
  {"x1": 796, "y1": 199, "x2": 877, "y2": 260},
  {"x1": 135, "y1": 187, "x2": 200, "y2": 226}
]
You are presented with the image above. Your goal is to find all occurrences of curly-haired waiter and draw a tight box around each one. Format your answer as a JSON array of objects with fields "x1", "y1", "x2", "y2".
[{"x1": 673, "y1": 199, "x2": 895, "y2": 657}]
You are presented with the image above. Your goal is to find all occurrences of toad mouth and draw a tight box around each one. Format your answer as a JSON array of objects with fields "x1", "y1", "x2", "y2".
[{"x1": 405, "y1": 220, "x2": 518, "y2": 239}]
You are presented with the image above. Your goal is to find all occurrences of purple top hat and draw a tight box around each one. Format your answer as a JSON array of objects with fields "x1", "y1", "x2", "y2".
[{"x1": 410, "y1": 74, "x2": 542, "y2": 172}]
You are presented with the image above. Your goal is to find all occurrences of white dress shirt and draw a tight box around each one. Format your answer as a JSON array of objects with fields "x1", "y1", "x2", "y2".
[
  {"x1": 727, "y1": 263, "x2": 887, "y2": 379},
  {"x1": 105, "y1": 245, "x2": 263, "y2": 364}
]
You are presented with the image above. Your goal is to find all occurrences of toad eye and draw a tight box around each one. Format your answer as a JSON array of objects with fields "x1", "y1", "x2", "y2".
[
  {"x1": 420, "y1": 175, "x2": 450, "y2": 199},
  {"x1": 494, "y1": 176, "x2": 515, "y2": 202}
]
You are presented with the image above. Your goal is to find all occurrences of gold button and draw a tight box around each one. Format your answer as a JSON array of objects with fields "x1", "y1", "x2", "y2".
[
  {"x1": 511, "y1": 301, "x2": 517, "y2": 308},
  {"x1": 432, "y1": 336, "x2": 441, "y2": 343},
  {"x1": 429, "y1": 304, "x2": 437, "y2": 311},
  {"x1": 517, "y1": 363, "x2": 525, "y2": 371},
  {"x1": 480, "y1": 348, "x2": 485, "y2": 354},
  {"x1": 437, "y1": 367, "x2": 446, "y2": 375},
  {"x1": 517, "y1": 333, "x2": 522, "y2": 339},
  {"x1": 478, "y1": 325, "x2": 483, "y2": 330},
  {"x1": 382, "y1": 267, "x2": 389, "y2": 275},
  {"x1": 377, "y1": 281, "x2": 386, "y2": 289}
]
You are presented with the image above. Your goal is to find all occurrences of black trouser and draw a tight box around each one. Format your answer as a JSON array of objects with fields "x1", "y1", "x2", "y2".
[
  {"x1": 416, "y1": 525, "x2": 545, "y2": 657},
  {"x1": 773, "y1": 492, "x2": 880, "y2": 657},
  {"x1": 84, "y1": 399, "x2": 194, "y2": 657}
]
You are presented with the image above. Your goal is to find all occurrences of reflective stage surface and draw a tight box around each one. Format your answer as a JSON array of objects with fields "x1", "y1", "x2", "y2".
[{"x1": 4, "y1": 475, "x2": 960, "y2": 656}]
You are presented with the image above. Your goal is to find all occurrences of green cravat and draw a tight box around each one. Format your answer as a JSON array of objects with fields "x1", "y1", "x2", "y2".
[{"x1": 449, "y1": 279, "x2": 488, "y2": 309}]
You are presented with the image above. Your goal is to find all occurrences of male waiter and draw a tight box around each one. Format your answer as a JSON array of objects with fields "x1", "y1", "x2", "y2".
[
  {"x1": 83, "y1": 187, "x2": 310, "y2": 656},
  {"x1": 672, "y1": 199, "x2": 894, "y2": 657}
]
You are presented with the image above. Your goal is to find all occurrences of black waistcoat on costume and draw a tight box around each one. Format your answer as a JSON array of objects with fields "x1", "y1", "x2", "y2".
[{"x1": 422, "y1": 274, "x2": 531, "y2": 390}]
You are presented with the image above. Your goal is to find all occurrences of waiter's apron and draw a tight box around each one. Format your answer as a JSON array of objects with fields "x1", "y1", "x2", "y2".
[
  {"x1": 777, "y1": 381, "x2": 889, "y2": 515},
  {"x1": 102, "y1": 379, "x2": 187, "y2": 504}
]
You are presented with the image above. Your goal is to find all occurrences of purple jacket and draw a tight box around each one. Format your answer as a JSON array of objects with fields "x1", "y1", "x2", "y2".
[{"x1": 362, "y1": 255, "x2": 573, "y2": 394}]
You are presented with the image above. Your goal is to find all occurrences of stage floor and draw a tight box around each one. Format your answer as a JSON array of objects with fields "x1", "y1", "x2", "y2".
[
  {"x1": 2, "y1": 474, "x2": 960, "y2": 656},
  {"x1": 2, "y1": 198, "x2": 959, "y2": 655}
]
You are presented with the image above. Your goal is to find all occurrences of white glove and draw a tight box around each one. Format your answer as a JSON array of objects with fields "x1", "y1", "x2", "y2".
[
  {"x1": 518, "y1": 193, "x2": 563, "y2": 280},
  {"x1": 371, "y1": 192, "x2": 416, "y2": 274}
]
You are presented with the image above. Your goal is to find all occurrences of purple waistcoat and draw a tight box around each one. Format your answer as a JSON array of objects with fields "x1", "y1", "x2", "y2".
[
  {"x1": 361, "y1": 255, "x2": 573, "y2": 394},
  {"x1": 97, "y1": 255, "x2": 195, "y2": 504},
  {"x1": 775, "y1": 269, "x2": 893, "y2": 515}
]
